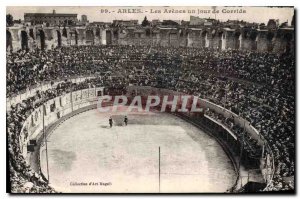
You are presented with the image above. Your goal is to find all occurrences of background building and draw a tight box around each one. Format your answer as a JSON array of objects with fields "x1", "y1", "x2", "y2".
[
  {"x1": 24, "y1": 10, "x2": 78, "y2": 26},
  {"x1": 112, "y1": 20, "x2": 138, "y2": 27},
  {"x1": 190, "y1": 16, "x2": 206, "y2": 25}
]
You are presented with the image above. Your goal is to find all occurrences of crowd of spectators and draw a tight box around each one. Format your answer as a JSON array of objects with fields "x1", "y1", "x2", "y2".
[
  {"x1": 205, "y1": 109, "x2": 261, "y2": 159},
  {"x1": 7, "y1": 45, "x2": 294, "y2": 192},
  {"x1": 7, "y1": 79, "x2": 106, "y2": 193}
]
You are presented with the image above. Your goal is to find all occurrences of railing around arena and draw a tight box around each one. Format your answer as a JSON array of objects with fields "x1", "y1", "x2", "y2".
[
  {"x1": 6, "y1": 75, "x2": 98, "y2": 111},
  {"x1": 20, "y1": 86, "x2": 104, "y2": 158},
  {"x1": 17, "y1": 85, "x2": 275, "y2": 192}
]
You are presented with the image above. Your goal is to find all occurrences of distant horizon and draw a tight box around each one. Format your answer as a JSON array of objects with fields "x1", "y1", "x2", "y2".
[{"x1": 6, "y1": 6, "x2": 294, "y2": 25}]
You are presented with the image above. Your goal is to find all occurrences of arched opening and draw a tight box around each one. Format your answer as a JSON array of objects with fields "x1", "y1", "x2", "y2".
[
  {"x1": 266, "y1": 32, "x2": 274, "y2": 52},
  {"x1": 96, "y1": 28, "x2": 100, "y2": 37},
  {"x1": 146, "y1": 29, "x2": 151, "y2": 37},
  {"x1": 218, "y1": 31, "x2": 224, "y2": 50},
  {"x1": 57, "y1": 30, "x2": 62, "y2": 47},
  {"x1": 284, "y1": 33, "x2": 293, "y2": 53},
  {"x1": 169, "y1": 31, "x2": 178, "y2": 47},
  {"x1": 113, "y1": 29, "x2": 118, "y2": 40},
  {"x1": 211, "y1": 29, "x2": 217, "y2": 38},
  {"x1": 242, "y1": 30, "x2": 249, "y2": 39},
  {"x1": 179, "y1": 29, "x2": 184, "y2": 37},
  {"x1": 234, "y1": 31, "x2": 241, "y2": 50},
  {"x1": 249, "y1": 30, "x2": 258, "y2": 51},
  {"x1": 20, "y1": 30, "x2": 28, "y2": 50},
  {"x1": 75, "y1": 31, "x2": 78, "y2": 45},
  {"x1": 179, "y1": 29, "x2": 187, "y2": 47},
  {"x1": 62, "y1": 27, "x2": 68, "y2": 38},
  {"x1": 6, "y1": 30, "x2": 13, "y2": 51},
  {"x1": 106, "y1": 30, "x2": 112, "y2": 45},
  {"x1": 29, "y1": 29, "x2": 35, "y2": 39},
  {"x1": 201, "y1": 30, "x2": 208, "y2": 47},
  {"x1": 86, "y1": 29, "x2": 94, "y2": 45},
  {"x1": 39, "y1": 30, "x2": 46, "y2": 50}
]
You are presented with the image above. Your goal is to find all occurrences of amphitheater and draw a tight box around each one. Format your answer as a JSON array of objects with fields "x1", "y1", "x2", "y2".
[{"x1": 7, "y1": 23, "x2": 294, "y2": 193}]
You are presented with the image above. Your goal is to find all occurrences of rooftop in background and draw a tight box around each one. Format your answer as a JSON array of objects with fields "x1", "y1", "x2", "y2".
[
  {"x1": 24, "y1": 13, "x2": 77, "y2": 17},
  {"x1": 23, "y1": 10, "x2": 78, "y2": 26},
  {"x1": 24, "y1": 10, "x2": 77, "y2": 17}
]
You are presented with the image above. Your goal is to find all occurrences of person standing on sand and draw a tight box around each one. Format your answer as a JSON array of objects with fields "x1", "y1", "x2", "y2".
[{"x1": 109, "y1": 117, "x2": 113, "y2": 128}]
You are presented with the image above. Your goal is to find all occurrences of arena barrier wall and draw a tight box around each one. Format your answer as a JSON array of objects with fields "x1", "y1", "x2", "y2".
[
  {"x1": 6, "y1": 75, "x2": 97, "y2": 111},
  {"x1": 17, "y1": 85, "x2": 274, "y2": 192}
]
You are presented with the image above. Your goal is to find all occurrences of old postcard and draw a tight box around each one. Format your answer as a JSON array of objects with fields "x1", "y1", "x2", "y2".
[{"x1": 6, "y1": 6, "x2": 295, "y2": 193}]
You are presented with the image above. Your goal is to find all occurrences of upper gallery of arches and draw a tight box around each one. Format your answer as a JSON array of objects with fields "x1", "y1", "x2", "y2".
[{"x1": 6, "y1": 22, "x2": 294, "y2": 54}]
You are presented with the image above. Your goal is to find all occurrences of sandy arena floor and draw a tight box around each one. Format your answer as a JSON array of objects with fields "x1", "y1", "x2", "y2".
[{"x1": 41, "y1": 107, "x2": 236, "y2": 193}]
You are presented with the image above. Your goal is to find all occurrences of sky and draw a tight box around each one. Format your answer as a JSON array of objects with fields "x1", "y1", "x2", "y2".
[{"x1": 6, "y1": 6, "x2": 294, "y2": 25}]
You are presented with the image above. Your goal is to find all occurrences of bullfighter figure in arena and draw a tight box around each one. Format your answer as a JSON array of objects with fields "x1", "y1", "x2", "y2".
[
  {"x1": 109, "y1": 117, "x2": 113, "y2": 128},
  {"x1": 124, "y1": 116, "x2": 128, "y2": 126}
]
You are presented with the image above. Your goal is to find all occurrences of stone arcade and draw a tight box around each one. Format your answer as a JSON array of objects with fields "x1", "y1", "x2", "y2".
[{"x1": 6, "y1": 24, "x2": 294, "y2": 54}]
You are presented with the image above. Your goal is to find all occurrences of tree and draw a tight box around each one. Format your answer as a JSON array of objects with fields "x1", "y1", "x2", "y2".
[
  {"x1": 6, "y1": 14, "x2": 14, "y2": 27},
  {"x1": 141, "y1": 16, "x2": 150, "y2": 27},
  {"x1": 279, "y1": 22, "x2": 288, "y2": 28}
]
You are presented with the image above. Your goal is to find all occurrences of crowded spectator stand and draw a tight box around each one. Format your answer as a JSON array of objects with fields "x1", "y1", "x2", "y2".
[{"x1": 7, "y1": 45, "x2": 294, "y2": 192}]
